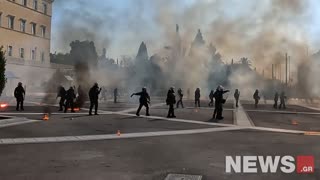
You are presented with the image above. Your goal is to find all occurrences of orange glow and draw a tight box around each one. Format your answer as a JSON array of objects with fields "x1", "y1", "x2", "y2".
[
  {"x1": 117, "y1": 130, "x2": 121, "y2": 136},
  {"x1": 0, "y1": 103, "x2": 8, "y2": 108},
  {"x1": 67, "y1": 108, "x2": 80, "y2": 111},
  {"x1": 42, "y1": 114, "x2": 49, "y2": 121},
  {"x1": 291, "y1": 120, "x2": 298, "y2": 125},
  {"x1": 304, "y1": 131, "x2": 320, "y2": 136}
]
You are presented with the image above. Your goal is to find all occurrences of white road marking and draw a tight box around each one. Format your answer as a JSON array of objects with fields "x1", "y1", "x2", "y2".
[
  {"x1": 185, "y1": 107, "x2": 234, "y2": 111},
  {"x1": 116, "y1": 103, "x2": 166, "y2": 113},
  {"x1": 0, "y1": 118, "x2": 40, "y2": 128},
  {"x1": 245, "y1": 109, "x2": 320, "y2": 115},
  {"x1": 0, "y1": 126, "x2": 245, "y2": 145},
  {"x1": 234, "y1": 102, "x2": 255, "y2": 127}
]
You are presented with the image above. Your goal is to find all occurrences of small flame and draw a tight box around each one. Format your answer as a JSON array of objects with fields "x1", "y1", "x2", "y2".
[
  {"x1": 67, "y1": 108, "x2": 80, "y2": 111},
  {"x1": 117, "y1": 130, "x2": 121, "y2": 136},
  {"x1": 43, "y1": 114, "x2": 49, "y2": 121},
  {"x1": 0, "y1": 103, "x2": 8, "y2": 108},
  {"x1": 291, "y1": 120, "x2": 298, "y2": 125}
]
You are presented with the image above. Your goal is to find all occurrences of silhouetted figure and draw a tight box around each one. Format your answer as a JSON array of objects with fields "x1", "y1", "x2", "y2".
[
  {"x1": 176, "y1": 88, "x2": 184, "y2": 108},
  {"x1": 131, "y1": 87, "x2": 150, "y2": 116},
  {"x1": 273, "y1": 92, "x2": 279, "y2": 109},
  {"x1": 114, "y1": 88, "x2": 118, "y2": 103},
  {"x1": 253, "y1": 89, "x2": 260, "y2": 108},
  {"x1": 279, "y1": 91, "x2": 287, "y2": 109},
  {"x1": 14, "y1": 82, "x2": 25, "y2": 111},
  {"x1": 65, "y1": 87, "x2": 76, "y2": 113},
  {"x1": 57, "y1": 86, "x2": 66, "y2": 111},
  {"x1": 208, "y1": 90, "x2": 214, "y2": 107},
  {"x1": 195, "y1": 88, "x2": 201, "y2": 107},
  {"x1": 89, "y1": 83, "x2": 101, "y2": 115},
  {"x1": 234, "y1": 89, "x2": 240, "y2": 108},
  {"x1": 212, "y1": 86, "x2": 229, "y2": 120},
  {"x1": 166, "y1": 87, "x2": 176, "y2": 118}
]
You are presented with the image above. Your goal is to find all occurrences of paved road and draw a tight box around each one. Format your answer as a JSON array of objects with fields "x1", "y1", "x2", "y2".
[{"x1": 0, "y1": 99, "x2": 319, "y2": 180}]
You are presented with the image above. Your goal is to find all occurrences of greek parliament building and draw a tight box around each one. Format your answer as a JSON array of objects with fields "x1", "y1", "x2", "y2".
[{"x1": 0, "y1": 0, "x2": 71, "y2": 95}]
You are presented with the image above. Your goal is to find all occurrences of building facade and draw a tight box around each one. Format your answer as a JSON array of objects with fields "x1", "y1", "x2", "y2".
[{"x1": 0, "y1": 0, "x2": 53, "y2": 63}]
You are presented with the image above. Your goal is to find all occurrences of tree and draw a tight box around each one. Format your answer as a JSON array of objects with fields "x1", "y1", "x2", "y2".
[{"x1": 0, "y1": 46, "x2": 6, "y2": 96}]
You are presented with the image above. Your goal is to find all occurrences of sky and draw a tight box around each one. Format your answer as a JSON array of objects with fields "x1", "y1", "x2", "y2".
[{"x1": 51, "y1": 0, "x2": 320, "y2": 59}]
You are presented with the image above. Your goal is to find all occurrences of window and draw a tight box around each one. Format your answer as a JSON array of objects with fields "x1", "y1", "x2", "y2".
[
  {"x1": 43, "y1": 3, "x2": 47, "y2": 15},
  {"x1": 33, "y1": 0, "x2": 38, "y2": 10},
  {"x1": 31, "y1": 23, "x2": 36, "y2": 35},
  {"x1": 8, "y1": 46, "x2": 13, "y2": 56},
  {"x1": 22, "y1": 0, "x2": 27, "y2": 6},
  {"x1": 41, "y1": 52, "x2": 45, "y2": 62},
  {"x1": 31, "y1": 49, "x2": 36, "y2": 60},
  {"x1": 0, "y1": 13, "x2": 2, "y2": 27},
  {"x1": 8, "y1": 15, "x2": 15, "y2": 29},
  {"x1": 20, "y1": 19, "x2": 26, "y2": 32},
  {"x1": 20, "y1": 48, "x2": 24, "y2": 58},
  {"x1": 40, "y1": 26, "x2": 46, "y2": 37}
]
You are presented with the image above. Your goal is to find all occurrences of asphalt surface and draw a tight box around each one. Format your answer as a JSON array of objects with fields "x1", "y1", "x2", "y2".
[{"x1": 0, "y1": 98, "x2": 319, "y2": 180}]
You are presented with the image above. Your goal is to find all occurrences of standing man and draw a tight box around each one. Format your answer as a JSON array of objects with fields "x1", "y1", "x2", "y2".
[
  {"x1": 279, "y1": 91, "x2": 287, "y2": 109},
  {"x1": 234, "y1": 89, "x2": 240, "y2": 108},
  {"x1": 208, "y1": 90, "x2": 214, "y2": 107},
  {"x1": 176, "y1": 88, "x2": 184, "y2": 108},
  {"x1": 114, "y1": 88, "x2": 118, "y2": 103},
  {"x1": 253, "y1": 89, "x2": 260, "y2": 108},
  {"x1": 195, "y1": 88, "x2": 201, "y2": 107},
  {"x1": 64, "y1": 87, "x2": 76, "y2": 113},
  {"x1": 212, "y1": 85, "x2": 229, "y2": 120},
  {"x1": 273, "y1": 92, "x2": 279, "y2": 109},
  {"x1": 166, "y1": 87, "x2": 176, "y2": 118},
  {"x1": 89, "y1": 83, "x2": 101, "y2": 115},
  {"x1": 57, "y1": 86, "x2": 66, "y2": 111},
  {"x1": 131, "y1": 87, "x2": 150, "y2": 116},
  {"x1": 14, "y1": 82, "x2": 25, "y2": 111}
]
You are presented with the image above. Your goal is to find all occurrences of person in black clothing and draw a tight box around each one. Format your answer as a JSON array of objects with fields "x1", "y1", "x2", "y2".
[
  {"x1": 212, "y1": 85, "x2": 229, "y2": 120},
  {"x1": 57, "y1": 86, "x2": 66, "y2": 111},
  {"x1": 14, "y1": 82, "x2": 25, "y2": 111},
  {"x1": 176, "y1": 88, "x2": 184, "y2": 108},
  {"x1": 253, "y1": 89, "x2": 260, "y2": 108},
  {"x1": 131, "y1": 87, "x2": 150, "y2": 116},
  {"x1": 195, "y1": 88, "x2": 201, "y2": 107},
  {"x1": 208, "y1": 90, "x2": 214, "y2": 107},
  {"x1": 279, "y1": 91, "x2": 287, "y2": 109},
  {"x1": 89, "y1": 83, "x2": 101, "y2": 115},
  {"x1": 114, "y1": 88, "x2": 118, "y2": 103},
  {"x1": 166, "y1": 87, "x2": 176, "y2": 118},
  {"x1": 234, "y1": 89, "x2": 240, "y2": 108},
  {"x1": 64, "y1": 87, "x2": 76, "y2": 113},
  {"x1": 273, "y1": 92, "x2": 279, "y2": 109}
]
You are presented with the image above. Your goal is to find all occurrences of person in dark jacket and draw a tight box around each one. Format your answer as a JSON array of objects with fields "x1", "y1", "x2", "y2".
[
  {"x1": 195, "y1": 88, "x2": 201, "y2": 107},
  {"x1": 89, "y1": 83, "x2": 101, "y2": 115},
  {"x1": 279, "y1": 91, "x2": 287, "y2": 109},
  {"x1": 212, "y1": 85, "x2": 229, "y2": 120},
  {"x1": 273, "y1": 92, "x2": 279, "y2": 109},
  {"x1": 57, "y1": 86, "x2": 66, "y2": 111},
  {"x1": 253, "y1": 89, "x2": 260, "y2": 108},
  {"x1": 14, "y1": 82, "x2": 25, "y2": 111},
  {"x1": 208, "y1": 90, "x2": 214, "y2": 107},
  {"x1": 234, "y1": 89, "x2": 240, "y2": 108},
  {"x1": 64, "y1": 87, "x2": 76, "y2": 113},
  {"x1": 176, "y1": 88, "x2": 184, "y2": 108},
  {"x1": 131, "y1": 87, "x2": 150, "y2": 116},
  {"x1": 166, "y1": 87, "x2": 176, "y2": 118},
  {"x1": 114, "y1": 88, "x2": 118, "y2": 103}
]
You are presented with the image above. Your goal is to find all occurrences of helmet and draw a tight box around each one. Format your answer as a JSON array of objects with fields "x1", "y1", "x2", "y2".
[
  {"x1": 142, "y1": 87, "x2": 147, "y2": 92},
  {"x1": 18, "y1": 82, "x2": 22, "y2": 86}
]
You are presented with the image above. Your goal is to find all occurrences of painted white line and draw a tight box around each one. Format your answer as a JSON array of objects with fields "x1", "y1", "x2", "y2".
[
  {"x1": 234, "y1": 102, "x2": 254, "y2": 127},
  {"x1": 185, "y1": 107, "x2": 234, "y2": 111},
  {"x1": 0, "y1": 126, "x2": 245, "y2": 145},
  {"x1": 245, "y1": 109, "x2": 320, "y2": 115},
  {"x1": 0, "y1": 118, "x2": 40, "y2": 128},
  {"x1": 117, "y1": 103, "x2": 166, "y2": 113}
]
